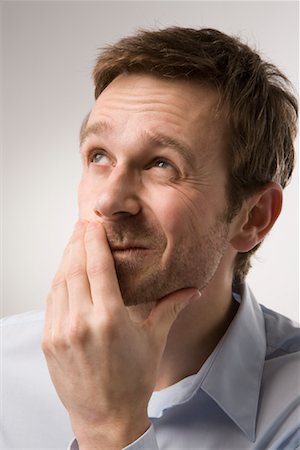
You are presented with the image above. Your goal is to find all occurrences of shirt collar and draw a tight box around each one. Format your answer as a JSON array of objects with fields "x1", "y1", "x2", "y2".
[
  {"x1": 200, "y1": 283, "x2": 266, "y2": 441},
  {"x1": 148, "y1": 283, "x2": 266, "y2": 442}
]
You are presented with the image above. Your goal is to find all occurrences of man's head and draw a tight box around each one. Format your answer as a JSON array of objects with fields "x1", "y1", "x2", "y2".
[{"x1": 78, "y1": 27, "x2": 297, "y2": 304}]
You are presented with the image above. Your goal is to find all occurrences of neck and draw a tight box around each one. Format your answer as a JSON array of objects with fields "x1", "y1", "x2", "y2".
[
  {"x1": 154, "y1": 278, "x2": 238, "y2": 390},
  {"x1": 126, "y1": 262, "x2": 239, "y2": 391}
]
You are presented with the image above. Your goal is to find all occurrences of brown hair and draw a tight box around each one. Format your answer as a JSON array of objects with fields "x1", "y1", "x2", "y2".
[{"x1": 92, "y1": 27, "x2": 298, "y2": 281}]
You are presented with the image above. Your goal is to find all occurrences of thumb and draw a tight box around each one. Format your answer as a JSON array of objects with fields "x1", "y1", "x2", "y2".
[{"x1": 148, "y1": 288, "x2": 201, "y2": 341}]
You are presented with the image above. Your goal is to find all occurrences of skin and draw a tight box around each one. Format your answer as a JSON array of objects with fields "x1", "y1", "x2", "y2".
[
  {"x1": 42, "y1": 74, "x2": 283, "y2": 449},
  {"x1": 78, "y1": 75, "x2": 232, "y2": 308}
]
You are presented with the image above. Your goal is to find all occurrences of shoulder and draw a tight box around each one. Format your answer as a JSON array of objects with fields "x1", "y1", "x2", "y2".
[
  {"x1": 258, "y1": 305, "x2": 300, "y2": 433},
  {"x1": 260, "y1": 304, "x2": 300, "y2": 358},
  {"x1": 240, "y1": 292, "x2": 300, "y2": 447},
  {"x1": 258, "y1": 301, "x2": 300, "y2": 395}
]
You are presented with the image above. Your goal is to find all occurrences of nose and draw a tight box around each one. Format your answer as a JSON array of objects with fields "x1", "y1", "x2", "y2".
[{"x1": 93, "y1": 167, "x2": 141, "y2": 220}]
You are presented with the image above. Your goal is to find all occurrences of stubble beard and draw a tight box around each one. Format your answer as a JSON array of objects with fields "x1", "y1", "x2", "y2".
[{"x1": 106, "y1": 218, "x2": 230, "y2": 307}]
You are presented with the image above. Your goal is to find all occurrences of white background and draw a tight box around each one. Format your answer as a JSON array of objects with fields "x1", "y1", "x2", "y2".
[{"x1": 1, "y1": 1, "x2": 299, "y2": 320}]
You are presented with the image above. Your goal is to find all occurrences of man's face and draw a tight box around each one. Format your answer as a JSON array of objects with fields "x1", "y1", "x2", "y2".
[{"x1": 78, "y1": 74, "x2": 232, "y2": 306}]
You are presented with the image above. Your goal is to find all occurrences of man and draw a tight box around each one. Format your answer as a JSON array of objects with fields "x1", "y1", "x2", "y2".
[{"x1": 1, "y1": 27, "x2": 299, "y2": 449}]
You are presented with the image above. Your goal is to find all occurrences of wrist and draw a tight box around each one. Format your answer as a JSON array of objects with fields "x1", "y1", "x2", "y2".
[{"x1": 74, "y1": 415, "x2": 150, "y2": 450}]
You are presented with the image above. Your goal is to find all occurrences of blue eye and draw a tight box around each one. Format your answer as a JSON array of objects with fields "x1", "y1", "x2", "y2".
[
  {"x1": 154, "y1": 159, "x2": 172, "y2": 169},
  {"x1": 90, "y1": 152, "x2": 110, "y2": 165}
]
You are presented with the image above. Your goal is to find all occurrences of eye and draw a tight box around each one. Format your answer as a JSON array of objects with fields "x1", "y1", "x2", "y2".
[
  {"x1": 89, "y1": 151, "x2": 110, "y2": 166},
  {"x1": 148, "y1": 158, "x2": 180, "y2": 179},
  {"x1": 154, "y1": 159, "x2": 173, "y2": 169}
]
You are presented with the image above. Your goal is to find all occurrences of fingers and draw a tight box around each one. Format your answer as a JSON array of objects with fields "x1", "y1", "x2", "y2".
[
  {"x1": 44, "y1": 221, "x2": 90, "y2": 343},
  {"x1": 43, "y1": 292, "x2": 54, "y2": 337},
  {"x1": 44, "y1": 219, "x2": 125, "y2": 350},
  {"x1": 44, "y1": 239, "x2": 71, "y2": 340},
  {"x1": 84, "y1": 222, "x2": 123, "y2": 312},
  {"x1": 66, "y1": 221, "x2": 93, "y2": 314},
  {"x1": 43, "y1": 255, "x2": 69, "y2": 357},
  {"x1": 50, "y1": 219, "x2": 123, "y2": 311}
]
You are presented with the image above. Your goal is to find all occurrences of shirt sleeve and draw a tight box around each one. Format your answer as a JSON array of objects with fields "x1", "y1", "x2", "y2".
[
  {"x1": 123, "y1": 424, "x2": 159, "y2": 450},
  {"x1": 67, "y1": 424, "x2": 159, "y2": 450}
]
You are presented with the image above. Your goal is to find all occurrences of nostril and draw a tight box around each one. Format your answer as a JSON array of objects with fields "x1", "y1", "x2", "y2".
[
  {"x1": 93, "y1": 193, "x2": 141, "y2": 219},
  {"x1": 94, "y1": 209, "x2": 102, "y2": 217}
]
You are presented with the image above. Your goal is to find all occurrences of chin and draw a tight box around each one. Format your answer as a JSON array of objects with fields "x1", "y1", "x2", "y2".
[{"x1": 119, "y1": 285, "x2": 159, "y2": 306}]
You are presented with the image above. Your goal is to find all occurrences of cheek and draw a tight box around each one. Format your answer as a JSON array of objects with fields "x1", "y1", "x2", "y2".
[{"x1": 152, "y1": 187, "x2": 204, "y2": 243}]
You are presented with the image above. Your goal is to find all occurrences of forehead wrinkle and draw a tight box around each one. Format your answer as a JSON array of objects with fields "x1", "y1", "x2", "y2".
[
  {"x1": 80, "y1": 115, "x2": 195, "y2": 165},
  {"x1": 97, "y1": 86, "x2": 192, "y2": 117}
]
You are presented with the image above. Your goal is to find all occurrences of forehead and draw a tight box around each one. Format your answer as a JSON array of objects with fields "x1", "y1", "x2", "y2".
[
  {"x1": 84, "y1": 74, "x2": 228, "y2": 163},
  {"x1": 89, "y1": 73, "x2": 221, "y2": 121}
]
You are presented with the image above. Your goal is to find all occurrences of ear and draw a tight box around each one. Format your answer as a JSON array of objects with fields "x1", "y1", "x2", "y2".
[{"x1": 230, "y1": 182, "x2": 283, "y2": 253}]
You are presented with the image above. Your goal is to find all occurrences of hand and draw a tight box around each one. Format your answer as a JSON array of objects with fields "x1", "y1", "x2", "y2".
[{"x1": 42, "y1": 221, "x2": 199, "y2": 449}]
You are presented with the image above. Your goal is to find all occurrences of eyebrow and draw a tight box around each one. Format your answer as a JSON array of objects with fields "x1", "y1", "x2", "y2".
[
  {"x1": 80, "y1": 120, "x2": 195, "y2": 167},
  {"x1": 80, "y1": 121, "x2": 112, "y2": 146},
  {"x1": 141, "y1": 130, "x2": 195, "y2": 167}
]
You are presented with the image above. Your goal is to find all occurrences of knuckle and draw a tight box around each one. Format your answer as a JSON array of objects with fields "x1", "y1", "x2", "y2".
[
  {"x1": 51, "y1": 274, "x2": 65, "y2": 290},
  {"x1": 41, "y1": 333, "x2": 66, "y2": 354},
  {"x1": 41, "y1": 335, "x2": 51, "y2": 355},
  {"x1": 68, "y1": 316, "x2": 89, "y2": 343},
  {"x1": 62, "y1": 243, "x2": 72, "y2": 260},
  {"x1": 51, "y1": 332, "x2": 69, "y2": 350},
  {"x1": 66, "y1": 264, "x2": 85, "y2": 282},
  {"x1": 172, "y1": 303, "x2": 181, "y2": 317},
  {"x1": 86, "y1": 263, "x2": 104, "y2": 277},
  {"x1": 172, "y1": 302, "x2": 184, "y2": 318},
  {"x1": 93, "y1": 311, "x2": 118, "y2": 336},
  {"x1": 86, "y1": 259, "x2": 111, "y2": 278},
  {"x1": 165, "y1": 303, "x2": 181, "y2": 323}
]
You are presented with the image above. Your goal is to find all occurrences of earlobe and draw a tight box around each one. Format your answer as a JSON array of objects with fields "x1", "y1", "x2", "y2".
[{"x1": 230, "y1": 182, "x2": 283, "y2": 253}]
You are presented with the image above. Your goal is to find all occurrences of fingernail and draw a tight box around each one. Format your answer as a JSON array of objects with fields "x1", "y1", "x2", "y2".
[{"x1": 189, "y1": 290, "x2": 201, "y2": 302}]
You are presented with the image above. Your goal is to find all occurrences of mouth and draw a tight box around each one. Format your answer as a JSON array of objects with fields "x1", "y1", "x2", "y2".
[
  {"x1": 111, "y1": 246, "x2": 149, "y2": 253},
  {"x1": 109, "y1": 242, "x2": 155, "y2": 260}
]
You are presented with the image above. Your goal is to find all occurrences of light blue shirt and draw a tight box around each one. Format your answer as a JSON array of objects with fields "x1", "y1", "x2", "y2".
[{"x1": 1, "y1": 283, "x2": 299, "y2": 449}]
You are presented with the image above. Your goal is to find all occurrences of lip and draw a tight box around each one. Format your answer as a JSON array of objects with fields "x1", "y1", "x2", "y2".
[
  {"x1": 109, "y1": 242, "x2": 149, "y2": 252},
  {"x1": 111, "y1": 246, "x2": 149, "y2": 252},
  {"x1": 111, "y1": 247, "x2": 152, "y2": 261},
  {"x1": 109, "y1": 243, "x2": 155, "y2": 259}
]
